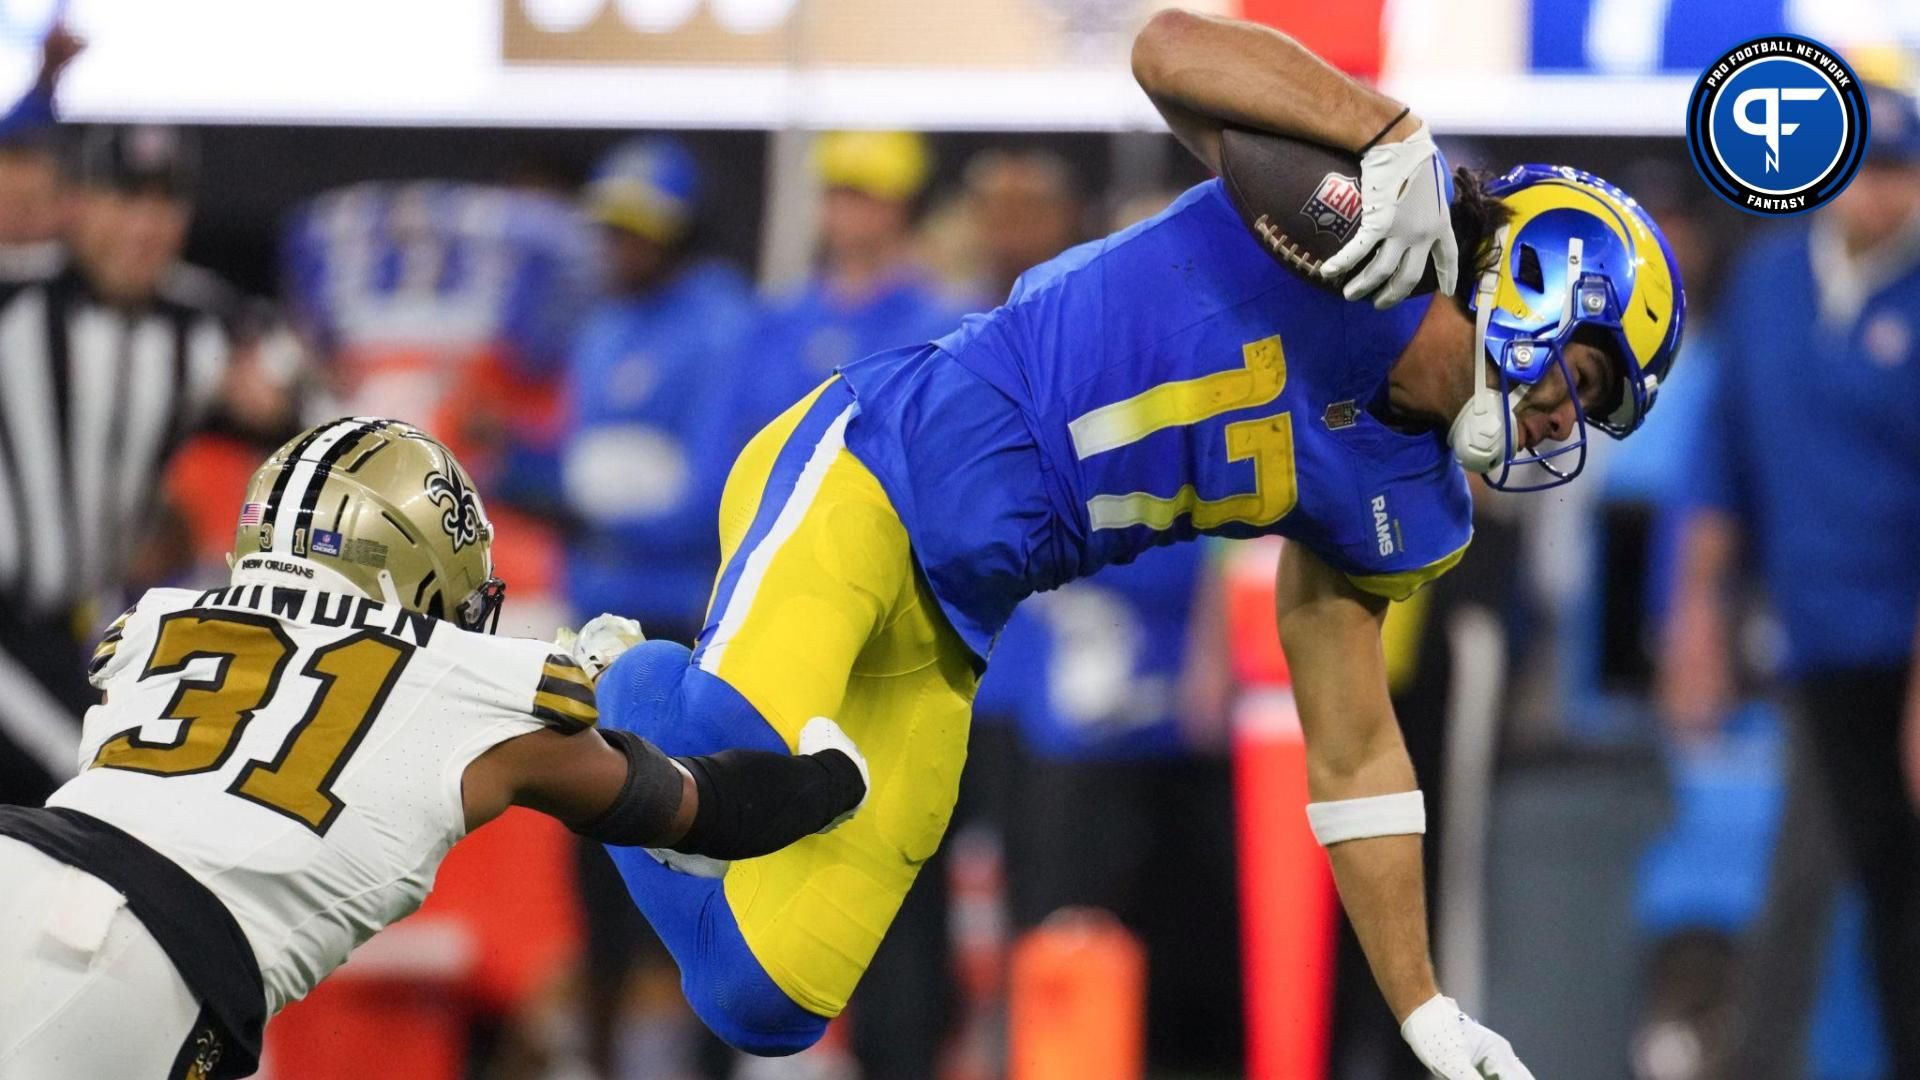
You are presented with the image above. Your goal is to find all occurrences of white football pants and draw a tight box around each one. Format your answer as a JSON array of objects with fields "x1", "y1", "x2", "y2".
[{"x1": 0, "y1": 836, "x2": 201, "y2": 1079}]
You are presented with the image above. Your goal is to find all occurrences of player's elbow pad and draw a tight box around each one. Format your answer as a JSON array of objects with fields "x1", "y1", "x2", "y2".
[{"x1": 671, "y1": 747, "x2": 866, "y2": 860}]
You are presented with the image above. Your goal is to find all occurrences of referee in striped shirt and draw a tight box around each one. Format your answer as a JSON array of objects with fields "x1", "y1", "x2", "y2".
[{"x1": 0, "y1": 125, "x2": 264, "y2": 806}]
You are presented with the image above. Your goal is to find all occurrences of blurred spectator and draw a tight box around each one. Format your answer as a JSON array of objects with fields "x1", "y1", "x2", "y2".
[
  {"x1": 164, "y1": 301, "x2": 309, "y2": 581},
  {"x1": 0, "y1": 123, "x2": 275, "y2": 808},
  {"x1": 279, "y1": 175, "x2": 594, "y2": 485},
  {"x1": 1660, "y1": 82, "x2": 1920, "y2": 1077},
  {"x1": 0, "y1": 132, "x2": 62, "y2": 249},
  {"x1": 0, "y1": 22, "x2": 81, "y2": 249},
  {"x1": 282, "y1": 178, "x2": 596, "y2": 416},
  {"x1": 960, "y1": 148, "x2": 1082, "y2": 305},
  {"x1": 992, "y1": 544, "x2": 1211, "y2": 762},
  {"x1": 989, "y1": 541, "x2": 1245, "y2": 1075},
  {"x1": 561, "y1": 136, "x2": 756, "y2": 1080},
  {"x1": 282, "y1": 176, "x2": 601, "y2": 636},
  {"x1": 745, "y1": 131, "x2": 968, "y2": 422},
  {"x1": 562, "y1": 137, "x2": 755, "y2": 646}
]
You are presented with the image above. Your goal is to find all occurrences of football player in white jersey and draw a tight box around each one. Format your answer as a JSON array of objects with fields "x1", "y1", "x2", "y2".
[{"x1": 0, "y1": 418, "x2": 869, "y2": 1080}]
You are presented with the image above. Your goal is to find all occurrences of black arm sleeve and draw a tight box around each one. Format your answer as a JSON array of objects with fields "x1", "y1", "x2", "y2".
[
  {"x1": 569, "y1": 729, "x2": 687, "y2": 847},
  {"x1": 671, "y1": 746, "x2": 866, "y2": 861},
  {"x1": 568, "y1": 730, "x2": 866, "y2": 857}
]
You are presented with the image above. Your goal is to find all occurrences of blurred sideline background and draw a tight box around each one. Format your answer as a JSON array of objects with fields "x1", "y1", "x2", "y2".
[{"x1": 0, "y1": 1, "x2": 1915, "y2": 1079}]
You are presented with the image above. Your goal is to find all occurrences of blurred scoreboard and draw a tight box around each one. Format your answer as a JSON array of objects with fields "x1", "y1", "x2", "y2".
[{"x1": 0, "y1": 0, "x2": 1912, "y2": 131}]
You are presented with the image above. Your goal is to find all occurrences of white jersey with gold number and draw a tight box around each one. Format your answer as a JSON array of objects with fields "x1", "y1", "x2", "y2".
[{"x1": 45, "y1": 580, "x2": 597, "y2": 1014}]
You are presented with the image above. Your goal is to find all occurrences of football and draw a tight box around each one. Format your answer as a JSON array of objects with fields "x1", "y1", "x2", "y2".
[{"x1": 1218, "y1": 126, "x2": 1438, "y2": 297}]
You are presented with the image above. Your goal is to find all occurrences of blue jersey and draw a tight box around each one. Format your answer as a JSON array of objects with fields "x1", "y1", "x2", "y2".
[
  {"x1": 842, "y1": 180, "x2": 1472, "y2": 658},
  {"x1": 979, "y1": 542, "x2": 1206, "y2": 761},
  {"x1": 563, "y1": 261, "x2": 759, "y2": 630}
]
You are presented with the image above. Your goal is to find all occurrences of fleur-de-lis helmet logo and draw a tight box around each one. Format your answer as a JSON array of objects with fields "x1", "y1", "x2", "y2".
[{"x1": 425, "y1": 466, "x2": 482, "y2": 552}]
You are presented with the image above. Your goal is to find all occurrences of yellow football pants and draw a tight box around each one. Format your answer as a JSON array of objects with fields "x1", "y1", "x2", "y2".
[{"x1": 691, "y1": 378, "x2": 978, "y2": 1017}]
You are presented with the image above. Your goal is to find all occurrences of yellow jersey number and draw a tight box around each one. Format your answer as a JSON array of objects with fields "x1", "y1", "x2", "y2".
[
  {"x1": 1067, "y1": 334, "x2": 1298, "y2": 532},
  {"x1": 92, "y1": 610, "x2": 414, "y2": 835}
]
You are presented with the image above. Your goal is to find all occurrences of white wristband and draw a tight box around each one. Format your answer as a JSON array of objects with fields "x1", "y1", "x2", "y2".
[{"x1": 1305, "y1": 790, "x2": 1426, "y2": 846}]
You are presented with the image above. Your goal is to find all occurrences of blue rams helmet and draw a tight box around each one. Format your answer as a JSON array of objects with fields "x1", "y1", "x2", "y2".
[{"x1": 1457, "y1": 164, "x2": 1686, "y2": 491}]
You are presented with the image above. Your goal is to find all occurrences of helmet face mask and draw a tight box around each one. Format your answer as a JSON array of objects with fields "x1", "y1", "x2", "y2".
[
  {"x1": 456, "y1": 577, "x2": 507, "y2": 635},
  {"x1": 1460, "y1": 164, "x2": 1687, "y2": 491},
  {"x1": 1483, "y1": 344, "x2": 1591, "y2": 492},
  {"x1": 233, "y1": 419, "x2": 508, "y2": 634}
]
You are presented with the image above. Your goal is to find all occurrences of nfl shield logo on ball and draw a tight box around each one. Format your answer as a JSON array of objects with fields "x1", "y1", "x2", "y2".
[{"x1": 1301, "y1": 173, "x2": 1363, "y2": 239}]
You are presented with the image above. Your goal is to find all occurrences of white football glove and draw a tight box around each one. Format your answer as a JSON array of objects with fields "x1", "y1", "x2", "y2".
[
  {"x1": 798, "y1": 716, "x2": 870, "y2": 833},
  {"x1": 554, "y1": 613, "x2": 645, "y2": 681},
  {"x1": 1319, "y1": 121, "x2": 1459, "y2": 309},
  {"x1": 1401, "y1": 995, "x2": 1536, "y2": 1080}
]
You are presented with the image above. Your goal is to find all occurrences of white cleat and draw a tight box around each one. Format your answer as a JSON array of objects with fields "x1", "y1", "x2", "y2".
[{"x1": 798, "y1": 716, "x2": 869, "y2": 833}]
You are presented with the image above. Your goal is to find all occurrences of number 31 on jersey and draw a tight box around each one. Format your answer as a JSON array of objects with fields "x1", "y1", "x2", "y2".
[{"x1": 92, "y1": 611, "x2": 413, "y2": 835}]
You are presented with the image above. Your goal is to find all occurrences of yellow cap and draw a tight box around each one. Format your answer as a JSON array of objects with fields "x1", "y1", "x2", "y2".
[
  {"x1": 586, "y1": 178, "x2": 692, "y2": 245},
  {"x1": 584, "y1": 138, "x2": 700, "y2": 245},
  {"x1": 1849, "y1": 45, "x2": 1913, "y2": 90},
  {"x1": 812, "y1": 130, "x2": 931, "y2": 202}
]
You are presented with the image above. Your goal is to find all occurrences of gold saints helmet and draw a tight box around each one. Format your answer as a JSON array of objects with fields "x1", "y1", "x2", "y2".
[{"x1": 232, "y1": 418, "x2": 506, "y2": 632}]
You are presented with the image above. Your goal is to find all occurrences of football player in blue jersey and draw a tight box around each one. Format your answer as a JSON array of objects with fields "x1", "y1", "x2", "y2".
[{"x1": 592, "y1": 10, "x2": 1683, "y2": 1078}]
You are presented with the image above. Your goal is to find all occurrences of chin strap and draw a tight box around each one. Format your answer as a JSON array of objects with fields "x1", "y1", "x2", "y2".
[
  {"x1": 1449, "y1": 228, "x2": 1598, "y2": 479},
  {"x1": 375, "y1": 569, "x2": 406, "y2": 608},
  {"x1": 1448, "y1": 224, "x2": 1515, "y2": 473}
]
